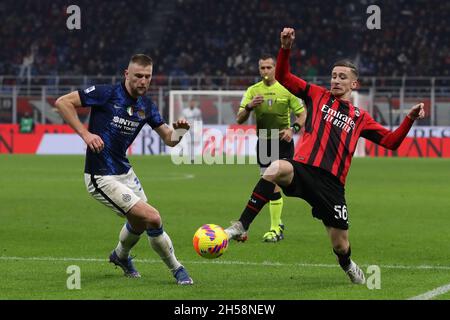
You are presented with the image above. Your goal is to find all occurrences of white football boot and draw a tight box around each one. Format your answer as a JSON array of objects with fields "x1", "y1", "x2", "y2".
[
  {"x1": 224, "y1": 221, "x2": 248, "y2": 242},
  {"x1": 345, "y1": 260, "x2": 366, "y2": 284}
]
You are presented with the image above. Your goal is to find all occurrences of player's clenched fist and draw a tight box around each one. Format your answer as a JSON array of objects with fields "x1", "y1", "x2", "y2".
[
  {"x1": 407, "y1": 103, "x2": 425, "y2": 120},
  {"x1": 280, "y1": 27, "x2": 295, "y2": 49}
]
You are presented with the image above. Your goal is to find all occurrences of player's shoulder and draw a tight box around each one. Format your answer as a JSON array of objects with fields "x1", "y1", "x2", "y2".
[
  {"x1": 81, "y1": 83, "x2": 114, "y2": 95},
  {"x1": 349, "y1": 101, "x2": 369, "y2": 119},
  {"x1": 139, "y1": 95, "x2": 160, "y2": 115},
  {"x1": 140, "y1": 95, "x2": 157, "y2": 107},
  {"x1": 313, "y1": 83, "x2": 329, "y2": 94},
  {"x1": 356, "y1": 106, "x2": 370, "y2": 118}
]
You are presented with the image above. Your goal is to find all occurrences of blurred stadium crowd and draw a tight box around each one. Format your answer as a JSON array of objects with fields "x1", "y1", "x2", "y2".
[{"x1": 1, "y1": 0, "x2": 449, "y2": 79}]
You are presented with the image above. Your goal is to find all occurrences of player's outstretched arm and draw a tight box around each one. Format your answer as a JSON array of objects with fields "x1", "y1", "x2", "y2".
[
  {"x1": 362, "y1": 103, "x2": 425, "y2": 150},
  {"x1": 275, "y1": 28, "x2": 309, "y2": 97},
  {"x1": 155, "y1": 119, "x2": 190, "y2": 147},
  {"x1": 54, "y1": 91, "x2": 104, "y2": 153}
]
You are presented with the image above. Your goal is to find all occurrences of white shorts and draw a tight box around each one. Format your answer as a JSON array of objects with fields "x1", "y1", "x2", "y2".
[{"x1": 84, "y1": 168, "x2": 148, "y2": 217}]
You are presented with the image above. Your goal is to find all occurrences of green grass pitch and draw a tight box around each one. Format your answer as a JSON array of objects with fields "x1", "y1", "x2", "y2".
[{"x1": 1, "y1": 155, "x2": 449, "y2": 300}]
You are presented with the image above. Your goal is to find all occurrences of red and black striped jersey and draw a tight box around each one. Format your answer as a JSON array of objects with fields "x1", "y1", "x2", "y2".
[{"x1": 276, "y1": 48, "x2": 414, "y2": 185}]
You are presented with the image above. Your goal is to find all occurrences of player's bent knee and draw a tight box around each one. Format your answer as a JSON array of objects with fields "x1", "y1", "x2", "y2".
[
  {"x1": 264, "y1": 160, "x2": 294, "y2": 186},
  {"x1": 142, "y1": 206, "x2": 161, "y2": 228},
  {"x1": 128, "y1": 201, "x2": 161, "y2": 226},
  {"x1": 263, "y1": 160, "x2": 283, "y2": 179},
  {"x1": 148, "y1": 213, "x2": 161, "y2": 228}
]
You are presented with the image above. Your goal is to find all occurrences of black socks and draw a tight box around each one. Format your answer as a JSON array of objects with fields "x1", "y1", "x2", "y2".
[
  {"x1": 333, "y1": 246, "x2": 352, "y2": 270},
  {"x1": 238, "y1": 178, "x2": 276, "y2": 230}
]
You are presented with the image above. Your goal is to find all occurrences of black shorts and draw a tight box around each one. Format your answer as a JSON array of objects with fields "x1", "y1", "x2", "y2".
[
  {"x1": 280, "y1": 160, "x2": 349, "y2": 230},
  {"x1": 256, "y1": 138, "x2": 294, "y2": 168}
]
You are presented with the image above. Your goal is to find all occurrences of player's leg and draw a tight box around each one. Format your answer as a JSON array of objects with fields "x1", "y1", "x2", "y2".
[
  {"x1": 85, "y1": 171, "x2": 192, "y2": 283},
  {"x1": 258, "y1": 138, "x2": 291, "y2": 242},
  {"x1": 225, "y1": 159, "x2": 294, "y2": 241},
  {"x1": 126, "y1": 172, "x2": 193, "y2": 285},
  {"x1": 326, "y1": 226, "x2": 365, "y2": 284},
  {"x1": 127, "y1": 202, "x2": 193, "y2": 285},
  {"x1": 263, "y1": 139, "x2": 294, "y2": 242},
  {"x1": 114, "y1": 222, "x2": 141, "y2": 261},
  {"x1": 299, "y1": 165, "x2": 364, "y2": 284},
  {"x1": 259, "y1": 162, "x2": 285, "y2": 242},
  {"x1": 109, "y1": 221, "x2": 142, "y2": 278},
  {"x1": 85, "y1": 173, "x2": 144, "y2": 277},
  {"x1": 127, "y1": 201, "x2": 176, "y2": 270},
  {"x1": 263, "y1": 184, "x2": 285, "y2": 242}
]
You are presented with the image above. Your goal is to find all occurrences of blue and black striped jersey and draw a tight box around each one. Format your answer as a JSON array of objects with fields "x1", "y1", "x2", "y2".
[{"x1": 78, "y1": 82, "x2": 164, "y2": 175}]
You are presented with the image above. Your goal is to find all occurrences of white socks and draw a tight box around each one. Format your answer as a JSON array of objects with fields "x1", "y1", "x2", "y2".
[
  {"x1": 115, "y1": 223, "x2": 141, "y2": 259},
  {"x1": 148, "y1": 228, "x2": 182, "y2": 273},
  {"x1": 115, "y1": 223, "x2": 182, "y2": 273}
]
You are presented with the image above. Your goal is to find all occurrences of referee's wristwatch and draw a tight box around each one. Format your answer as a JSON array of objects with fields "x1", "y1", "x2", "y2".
[
  {"x1": 244, "y1": 104, "x2": 253, "y2": 112},
  {"x1": 291, "y1": 123, "x2": 301, "y2": 134}
]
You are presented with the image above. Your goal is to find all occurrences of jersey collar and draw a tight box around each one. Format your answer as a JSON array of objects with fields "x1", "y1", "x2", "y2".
[
  {"x1": 262, "y1": 80, "x2": 278, "y2": 88},
  {"x1": 121, "y1": 81, "x2": 138, "y2": 102}
]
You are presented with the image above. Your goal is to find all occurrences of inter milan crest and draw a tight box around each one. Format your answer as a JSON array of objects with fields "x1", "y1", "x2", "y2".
[
  {"x1": 127, "y1": 106, "x2": 134, "y2": 116},
  {"x1": 137, "y1": 110, "x2": 146, "y2": 119},
  {"x1": 122, "y1": 194, "x2": 131, "y2": 202}
]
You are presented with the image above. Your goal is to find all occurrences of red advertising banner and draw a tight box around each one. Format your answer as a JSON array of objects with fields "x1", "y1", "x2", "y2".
[
  {"x1": 0, "y1": 124, "x2": 75, "y2": 154},
  {"x1": 365, "y1": 138, "x2": 450, "y2": 158},
  {"x1": 1, "y1": 124, "x2": 450, "y2": 157}
]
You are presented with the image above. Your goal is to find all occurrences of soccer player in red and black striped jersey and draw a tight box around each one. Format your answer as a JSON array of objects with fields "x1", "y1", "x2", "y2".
[{"x1": 225, "y1": 27, "x2": 425, "y2": 284}]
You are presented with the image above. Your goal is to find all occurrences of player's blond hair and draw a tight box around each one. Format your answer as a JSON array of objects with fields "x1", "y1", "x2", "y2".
[
  {"x1": 333, "y1": 60, "x2": 359, "y2": 79},
  {"x1": 129, "y1": 54, "x2": 153, "y2": 67}
]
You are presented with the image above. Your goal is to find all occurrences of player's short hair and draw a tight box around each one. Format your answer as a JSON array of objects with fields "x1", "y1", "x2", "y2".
[
  {"x1": 259, "y1": 54, "x2": 276, "y2": 64},
  {"x1": 332, "y1": 60, "x2": 359, "y2": 79},
  {"x1": 129, "y1": 54, "x2": 153, "y2": 67}
]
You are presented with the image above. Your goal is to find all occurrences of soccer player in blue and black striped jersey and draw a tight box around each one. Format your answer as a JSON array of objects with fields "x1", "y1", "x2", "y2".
[{"x1": 55, "y1": 54, "x2": 193, "y2": 285}]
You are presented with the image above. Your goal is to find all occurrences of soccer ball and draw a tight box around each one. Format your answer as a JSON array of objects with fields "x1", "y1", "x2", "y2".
[{"x1": 193, "y1": 224, "x2": 229, "y2": 259}]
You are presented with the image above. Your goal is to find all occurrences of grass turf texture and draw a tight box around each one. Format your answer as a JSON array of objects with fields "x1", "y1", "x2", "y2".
[{"x1": 1, "y1": 155, "x2": 449, "y2": 300}]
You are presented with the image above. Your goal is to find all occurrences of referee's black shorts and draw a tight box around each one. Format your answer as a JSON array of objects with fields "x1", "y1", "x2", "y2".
[
  {"x1": 256, "y1": 138, "x2": 294, "y2": 169},
  {"x1": 280, "y1": 160, "x2": 349, "y2": 230}
]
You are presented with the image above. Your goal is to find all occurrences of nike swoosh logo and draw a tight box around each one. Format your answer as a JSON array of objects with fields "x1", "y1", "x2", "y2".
[{"x1": 113, "y1": 104, "x2": 121, "y2": 109}]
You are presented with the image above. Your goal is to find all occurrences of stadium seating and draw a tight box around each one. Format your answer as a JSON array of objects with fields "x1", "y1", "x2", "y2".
[
  {"x1": 158, "y1": 0, "x2": 449, "y2": 77},
  {"x1": 1, "y1": 0, "x2": 449, "y2": 78}
]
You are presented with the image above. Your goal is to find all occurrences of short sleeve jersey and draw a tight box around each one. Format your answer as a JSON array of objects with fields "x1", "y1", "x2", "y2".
[
  {"x1": 78, "y1": 82, "x2": 164, "y2": 175},
  {"x1": 240, "y1": 81, "x2": 304, "y2": 135}
]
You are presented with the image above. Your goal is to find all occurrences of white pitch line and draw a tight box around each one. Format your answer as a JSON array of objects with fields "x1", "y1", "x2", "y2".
[
  {"x1": 1, "y1": 256, "x2": 450, "y2": 271},
  {"x1": 408, "y1": 283, "x2": 450, "y2": 300}
]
